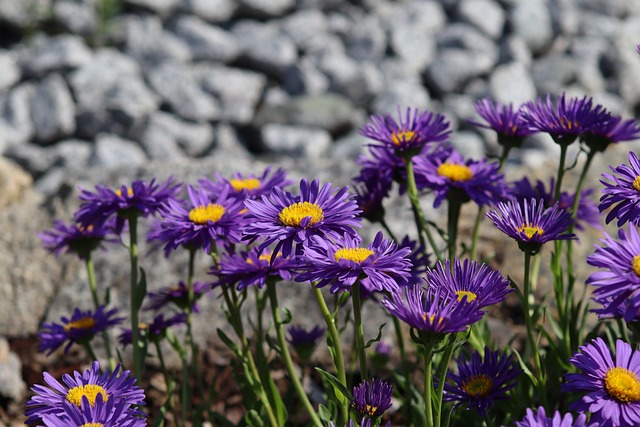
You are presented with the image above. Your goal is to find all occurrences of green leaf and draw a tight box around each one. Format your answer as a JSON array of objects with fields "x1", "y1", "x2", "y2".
[
  {"x1": 365, "y1": 322, "x2": 386, "y2": 349},
  {"x1": 316, "y1": 367, "x2": 353, "y2": 402},
  {"x1": 317, "y1": 404, "x2": 334, "y2": 423},
  {"x1": 134, "y1": 267, "x2": 147, "y2": 310},
  {"x1": 216, "y1": 328, "x2": 241, "y2": 357},
  {"x1": 246, "y1": 409, "x2": 265, "y2": 427},
  {"x1": 165, "y1": 328, "x2": 187, "y2": 359}
]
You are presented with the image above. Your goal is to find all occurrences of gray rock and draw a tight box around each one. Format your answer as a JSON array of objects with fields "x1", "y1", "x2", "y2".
[
  {"x1": 142, "y1": 111, "x2": 214, "y2": 157},
  {"x1": 139, "y1": 124, "x2": 187, "y2": 160},
  {"x1": 376, "y1": 1, "x2": 447, "y2": 35},
  {"x1": 549, "y1": 0, "x2": 579, "y2": 35},
  {"x1": 457, "y1": 0, "x2": 506, "y2": 39},
  {"x1": 317, "y1": 53, "x2": 384, "y2": 106},
  {"x1": 578, "y1": 12, "x2": 619, "y2": 38},
  {"x1": 531, "y1": 53, "x2": 576, "y2": 94},
  {"x1": 510, "y1": 0, "x2": 554, "y2": 55},
  {"x1": 571, "y1": 37, "x2": 609, "y2": 93},
  {"x1": 238, "y1": 0, "x2": 294, "y2": 19},
  {"x1": 427, "y1": 49, "x2": 495, "y2": 94},
  {"x1": 0, "y1": 83, "x2": 35, "y2": 149},
  {"x1": 388, "y1": 22, "x2": 436, "y2": 73},
  {"x1": 331, "y1": 131, "x2": 366, "y2": 163},
  {"x1": 0, "y1": 50, "x2": 20, "y2": 92},
  {"x1": 372, "y1": 80, "x2": 431, "y2": 114},
  {"x1": 490, "y1": 62, "x2": 537, "y2": 105},
  {"x1": 123, "y1": 0, "x2": 179, "y2": 16},
  {"x1": 148, "y1": 61, "x2": 220, "y2": 122},
  {"x1": 50, "y1": 139, "x2": 93, "y2": 174},
  {"x1": 195, "y1": 64, "x2": 266, "y2": 124},
  {"x1": 499, "y1": 35, "x2": 533, "y2": 67},
  {"x1": 91, "y1": 133, "x2": 148, "y2": 167},
  {"x1": 35, "y1": 167, "x2": 68, "y2": 196},
  {"x1": 23, "y1": 35, "x2": 93, "y2": 77},
  {"x1": 172, "y1": 15, "x2": 241, "y2": 63},
  {"x1": 0, "y1": 0, "x2": 50, "y2": 27},
  {"x1": 52, "y1": 0, "x2": 97, "y2": 35},
  {"x1": 5, "y1": 143, "x2": 55, "y2": 177},
  {"x1": 280, "y1": 9, "x2": 328, "y2": 50},
  {"x1": 30, "y1": 74, "x2": 76, "y2": 145},
  {"x1": 180, "y1": 0, "x2": 236, "y2": 22},
  {"x1": 614, "y1": 17, "x2": 640, "y2": 105},
  {"x1": 577, "y1": 0, "x2": 629, "y2": 17},
  {"x1": 0, "y1": 337, "x2": 25, "y2": 401},
  {"x1": 103, "y1": 77, "x2": 159, "y2": 136},
  {"x1": 345, "y1": 16, "x2": 387, "y2": 62},
  {"x1": 261, "y1": 124, "x2": 332, "y2": 158},
  {"x1": 213, "y1": 123, "x2": 251, "y2": 159},
  {"x1": 283, "y1": 58, "x2": 330, "y2": 96},
  {"x1": 450, "y1": 131, "x2": 486, "y2": 160}
]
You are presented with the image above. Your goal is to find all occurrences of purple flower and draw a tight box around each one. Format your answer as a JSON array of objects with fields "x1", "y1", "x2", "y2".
[
  {"x1": 351, "y1": 378, "x2": 393, "y2": 419},
  {"x1": 118, "y1": 313, "x2": 186, "y2": 347},
  {"x1": 426, "y1": 258, "x2": 512, "y2": 310},
  {"x1": 211, "y1": 247, "x2": 298, "y2": 290},
  {"x1": 144, "y1": 281, "x2": 211, "y2": 313},
  {"x1": 243, "y1": 179, "x2": 362, "y2": 259},
  {"x1": 148, "y1": 185, "x2": 243, "y2": 255},
  {"x1": 296, "y1": 231, "x2": 413, "y2": 294},
  {"x1": 40, "y1": 394, "x2": 146, "y2": 427},
  {"x1": 381, "y1": 284, "x2": 484, "y2": 334},
  {"x1": 563, "y1": 338, "x2": 640, "y2": 427},
  {"x1": 398, "y1": 235, "x2": 430, "y2": 281},
  {"x1": 74, "y1": 178, "x2": 181, "y2": 233},
  {"x1": 25, "y1": 361, "x2": 145, "y2": 425},
  {"x1": 469, "y1": 98, "x2": 535, "y2": 148},
  {"x1": 414, "y1": 149, "x2": 509, "y2": 208},
  {"x1": 486, "y1": 198, "x2": 576, "y2": 254},
  {"x1": 586, "y1": 225, "x2": 640, "y2": 322},
  {"x1": 582, "y1": 115, "x2": 640, "y2": 152},
  {"x1": 38, "y1": 306, "x2": 123, "y2": 355},
  {"x1": 599, "y1": 151, "x2": 640, "y2": 227},
  {"x1": 444, "y1": 347, "x2": 522, "y2": 417},
  {"x1": 359, "y1": 107, "x2": 451, "y2": 157},
  {"x1": 198, "y1": 167, "x2": 292, "y2": 201},
  {"x1": 331, "y1": 419, "x2": 390, "y2": 427},
  {"x1": 38, "y1": 219, "x2": 116, "y2": 259},
  {"x1": 286, "y1": 325, "x2": 325, "y2": 361},
  {"x1": 512, "y1": 406, "x2": 592, "y2": 427},
  {"x1": 352, "y1": 167, "x2": 392, "y2": 224}
]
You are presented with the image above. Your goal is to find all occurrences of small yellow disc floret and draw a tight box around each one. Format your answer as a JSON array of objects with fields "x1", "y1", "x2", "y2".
[{"x1": 278, "y1": 202, "x2": 324, "y2": 227}]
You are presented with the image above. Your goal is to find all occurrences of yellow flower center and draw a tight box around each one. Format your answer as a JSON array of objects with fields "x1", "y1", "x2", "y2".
[
  {"x1": 462, "y1": 374, "x2": 493, "y2": 398},
  {"x1": 64, "y1": 317, "x2": 96, "y2": 332},
  {"x1": 115, "y1": 187, "x2": 133, "y2": 198},
  {"x1": 517, "y1": 224, "x2": 544, "y2": 239},
  {"x1": 66, "y1": 384, "x2": 109, "y2": 407},
  {"x1": 633, "y1": 176, "x2": 640, "y2": 192},
  {"x1": 365, "y1": 404, "x2": 378, "y2": 416},
  {"x1": 80, "y1": 424, "x2": 104, "y2": 427},
  {"x1": 246, "y1": 253, "x2": 273, "y2": 265},
  {"x1": 230, "y1": 178, "x2": 261, "y2": 192},
  {"x1": 436, "y1": 163, "x2": 473, "y2": 182},
  {"x1": 77, "y1": 224, "x2": 94, "y2": 233},
  {"x1": 632, "y1": 255, "x2": 640, "y2": 277},
  {"x1": 334, "y1": 248, "x2": 374, "y2": 263},
  {"x1": 456, "y1": 290, "x2": 478, "y2": 303},
  {"x1": 188, "y1": 204, "x2": 226, "y2": 224},
  {"x1": 391, "y1": 130, "x2": 416, "y2": 146},
  {"x1": 278, "y1": 202, "x2": 324, "y2": 227},
  {"x1": 604, "y1": 367, "x2": 640, "y2": 403},
  {"x1": 138, "y1": 323, "x2": 148, "y2": 330}
]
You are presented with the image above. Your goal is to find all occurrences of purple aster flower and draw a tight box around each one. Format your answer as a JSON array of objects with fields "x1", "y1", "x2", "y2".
[
  {"x1": 352, "y1": 167, "x2": 392, "y2": 224},
  {"x1": 356, "y1": 146, "x2": 405, "y2": 190},
  {"x1": 118, "y1": 313, "x2": 186, "y2": 347},
  {"x1": 512, "y1": 406, "x2": 592, "y2": 427},
  {"x1": 286, "y1": 325, "x2": 325, "y2": 362},
  {"x1": 351, "y1": 378, "x2": 393, "y2": 419},
  {"x1": 144, "y1": 281, "x2": 211, "y2": 313},
  {"x1": 599, "y1": 151, "x2": 640, "y2": 227},
  {"x1": 486, "y1": 198, "x2": 576, "y2": 254},
  {"x1": 199, "y1": 167, "x2": 292, "y2": 201},
  {"x1": 443, "y1": 347, "x2": 522, "y2": 417},
  {"x1": 38, "y1": 306, "x2": 123, "y2": 355},
  {"x1": 40, "y1": 394, "x2": 146, "y2": 427},
  {"x1": 148, "y1": 185, "x2": 243, "y2": 255},
  {"x1": 414, "y1": 149, "x2": 509, "y2": 208},
  {"x1": 38, "y1": 219, "x2": 116, "y2": 259},
  {"x1": 296, "y1": 231, "x2": 412, "y2": 294},
  {"x1": 586, "y1": 225, "x2": 640, "y2": 322},
  {"x1": 25, "y1": 361, "x2": 145, "y2": 425},
  {"x1": 563, "y1": 338, "x2": 640, "y2": 427},
  {"x1": 521, "y1": 93, "x2": 612, "y2": 145},
  {"x1": 331, "y1": 419, "x2": 391, "y2": 427},
  {"x1": 426, "y1": 258, "x2": 512, "y2": 310},
  {"x1": 359, "y1": 107, "x2": 451, "y2": 157},
  {"x1": 582, "y1": 115, "x2": 640, "y2": 153},
  {"x1": 398, "y1": 235, "x2": 430, "y2": 281},
  {"x1": 381, "y1": 284, "x2": 484, "y2": 334},
  {"x1": 211, "y1": 247, "x2": 298, "y2": 290},
  {"x1": 469, "y1": 98, "x2": 535, "y2": 148},
  {"x1": 243, "y1": 179, "x2": 362, "y2": 259},
  {"x1": 74, "y1": 178, "x2": 180, "y2": 233}
]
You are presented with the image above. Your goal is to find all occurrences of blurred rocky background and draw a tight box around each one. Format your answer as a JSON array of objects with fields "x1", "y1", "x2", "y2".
[{"x1": 1, "y1": 0, "x2": 640, "y2": 416}]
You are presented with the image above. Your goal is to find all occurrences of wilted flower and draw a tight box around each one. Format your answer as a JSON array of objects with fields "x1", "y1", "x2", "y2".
[
  {"x1": 118, "y1": 313, "x2": 186, "y2": 347},
  {"x1": 286, "y1": 325, "x2": 325, "y2": 362},
  {"x1": 469, "y1": 98, "x2": 535, "y2": 149},
  {"x1": 599, "y1": 151, "x2": 640, "y2": 227},
  {"x1": 39, "y1": 219, "x2": 115, "y2": 259},
  {"x1": 211, "y1": 247, "x2": 298, "y2": 290}
]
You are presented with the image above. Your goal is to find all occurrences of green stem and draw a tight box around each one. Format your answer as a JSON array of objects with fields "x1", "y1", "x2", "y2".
[
  {"x1": 392, "y1": 316, "x2": 413, "y2": 425},
  {"x1": 553, "y1": 144, "x2": 568, "y2": 202},
  {"x1": 434, "y1": 338, "x2": 456, "y2": 427},
  {"x1": 128, "y1": 214, "x2": 143, "y2": 382},
  {"x1": 267, "y1": 281, "x2": 323, "y2": 427},
  {"x1": 469, "y1": 205, "x2": 484, "y2": 261},
  {"x1": 86, "y1": 254, "x2": 116, "y2": 371},
  {"x1": 351, "y1": 282, "x2": 368, "y2": 381},
  {"x1": 447, "y1": 201, "x2": 462, "y2": 261},
  {"x1": 424, "y1": 344, "x2": 434, "y2": 427},
  {"x1": 523, "y1": 252, "x2": 546, "y2": 408},
  {"x1": 380, "y1": 218, "x2": 399, "y2": 242},
  {"x1": 83, "y1": 341, "x2": 99, "y2": 362},
  {"x1": 154, "y1": 340, "x2": 180, "y2": 427}
]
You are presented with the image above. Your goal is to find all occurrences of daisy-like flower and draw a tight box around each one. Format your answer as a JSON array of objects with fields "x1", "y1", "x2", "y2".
[
  {"x1": 381, "y1": 284, "x2": 484, "y2": 334},
  {"x1": 469, "y1": 98, "x2": 535, "y2": 149},
  {"x1": 512, "y1": 406, "x2": 592, "y2": 427},
  {"x1": 199, "y1": 167, "x2": 293, "y2": 201},
  {"x1": 286, "y1": 325, "x2": 325, "y2": 362},
  {"x1": 521, "y1": 93, "x2": 611, "y2": 145},
  {"x1": 296, "y1": 231, "x2": 412, "y2": 294},
  {"x1": 118, "y1": 313, "x2": 186, "y2": 347},
  {"x1": 414, "y1": 149, "x2": 509, "y2": 208},
  {"x1": 443, "y1": 347, "x2": 522, "y2": 417},
  {"x1": 211, "y1": 247, "x2": 298, "y2": 290},
  {"x1": 351, "y1": 378, "x2": 393, "y2": 420},
  {"x1": 243, "y1": 179, "x2": 362, "y2": 259},
  {"x1": 398, "y1": 235, "x2": 430, "y2": 281},
  {"x1": 352, "y1": 167, "x2": 392, "y2": 224},
  {"x1": 582, "y1": 115, "x2": 640, "y2": 153},
  {"x1": 40, "y1": 395, "x2": 146, "y2": 427},
  {"x1": 359, "y1": 107, "x2": 451, "y2": 157},
  {"x1": 586, "y1": 225, "x2": 640, "y2": 322},
  {"x1": 38, "y1": 306, "x2": 123, "y2": 355},
  {"x1": 38, "y1": 219, "x2": 115, "y2": 259},
  {"x1": 74, "y1": 178, "x2": 180, "y2": 233},
  {"x1": 331, "y1": 419, "x2": 391, "y2": 427},
  {"x1": 563, "y1": 338, "x2": 640, "y2": 427},
  {"x1": 148, "y1": 185, "x2": 243, "y2": 255},
  {"x1": 25, "y1": 361, "x2": 145, "y2": 425},
  {"x1": 426, "y1": 258, "x2": 512, "y2": 310},
  {"x1": 144, "y1": 281, "x2": 211, "y2": 313},
  {"x1": 599, "y1": 151, "x2": 640, "y2": 227},
  {"x1": 486, "y1": 198, "x2": 576, "y2": 254}
]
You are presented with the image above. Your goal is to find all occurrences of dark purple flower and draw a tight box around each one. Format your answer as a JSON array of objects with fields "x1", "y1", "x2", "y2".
[
  {"x1": 148, "y1": 185, "x2": 243, "y2": 255},
  {"x1": 38, "y1": 219, "x2": 116, "y2": 259},
  {"x1": 25, "y1": 361, "x2": 145, "y2": 425},
  {"x1": 296, "y1": 231, "x2": 412, "y2": 294},
  {"x1": 351, "y1": 378, "x2": 393, "y2": 419},
  {"x1": 486, "y1": 198, "x2": 576, "y2": 254},
  {"x1": 286, "y1": 325, "x2": 325, "y2": 361},
  {"x1": 199, "y1": 167, "x2": 292, "y2": 201},
  {"x1": 118, "y1": 313, "x2": 186, "y2": 347},
  {"x1": 38, "y1": 306, "x2": 123, "y2": 355},
  {"x1": 414, "y1": 149, "x2": 509, "y2": 208},
  {"x1": 40, "y1": 393, "x2": 146, "y2": 427},
  {"x1": 359, "y1": 107, "x2": 451, "y2": 157},
  {"x1": 599, "y1": 151, "x2": 640, "y2": 227},
  {"x1": 563, "y1": 338, "x2": 640, "y2": 427},
  {"x1": 444, "y1": 347, "x2": 522, "y2": 417},
  {"x1": 243, "y1": 179, "x2": 362, "y2": 259},
  {"x1": 352, "y1": 167, "x2": 392, "y2": 223},
  {"x1": 331, "y1": 419, "x2": 390, "y2": 427},
  {"x1": 356, "y1": 146, "x2": 405, "y2": 189},
  {"x1": 512, "y1": 406, "x2": 593, "y2": 427},
  {"x1": 211, "y1": 247, "x2": 298, "y2": 290},
  {"x1": 469, "y1": 98, "x2": 535, "y2": 148},
  {"x1": 582, "y1": 115, "x2": 640, "y2": 152},
  {"x1": 144, "y1": 281, "x2": 211, "y2": 313},
  {"x1": 398, "y1": 235, "x2": 430, "y2": 281},
  {"x1": 426, "y1": 258, "x2": 512, "y2": 310}
]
